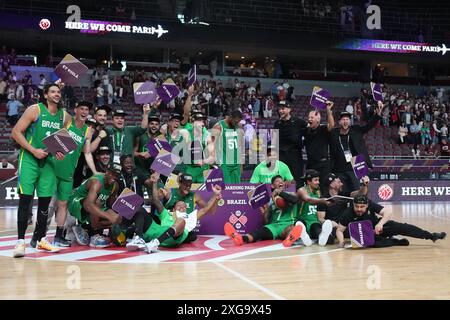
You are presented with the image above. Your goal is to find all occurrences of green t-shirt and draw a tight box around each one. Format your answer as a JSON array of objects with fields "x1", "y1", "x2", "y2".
[
  {"x1": 106, "y1": 126, "x2": 146, "y2": 163},
  {"x1": 250, "y1": 160, "x2": 294, "y2": 184}
]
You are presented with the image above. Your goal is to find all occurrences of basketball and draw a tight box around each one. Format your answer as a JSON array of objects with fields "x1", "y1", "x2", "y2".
[{"x1": 275, "y1": 196, "x2": 289, "y2": 210}]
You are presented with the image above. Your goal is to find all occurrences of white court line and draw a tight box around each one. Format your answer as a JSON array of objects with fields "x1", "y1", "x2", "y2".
[{"x1": 213, "y1": 261, "x2": 286, "y2": 300}]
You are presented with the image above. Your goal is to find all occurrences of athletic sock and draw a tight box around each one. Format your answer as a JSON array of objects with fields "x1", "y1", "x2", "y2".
[
  {"x1": 157, "y1": 227, "x2": 176, "y2": 243},
  {"x1": 34, "y1": 197, "x2": 52, "y2": 241},
  {"x1": 17, "y1": 194, "x2": 33, "y2": 239},
  {"x1": 55, "y1": 227, "x2": 64, "y2": 239}
]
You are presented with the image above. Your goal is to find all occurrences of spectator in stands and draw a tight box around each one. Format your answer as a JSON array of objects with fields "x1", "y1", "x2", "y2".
[
  {"x1": 436, "y1": 86, "x2": 445, "y2": 104},
  {"x1": 329, "y1": 103, "x2": 382, "y2": 194},
  {"x1": 345, "y1": 100, "x2": 354, "y2": 125},
  {"x1": 263, "y1": 95, "x2": 274, "y2": 118},
  {"x1": 409, "y1": 119, "x2": 421, "y2": 158},
  {"x1": 398, "y1": 122, "x2": 408, "y2": 144},
  {"x1": 421, "y1": 121, "x2": 432, "y2": 146},
  {"x1": 15, "y1": 80, "x2": 25, "y2": 102},
  {"x1": 252, "y1": 95, "x2": 261, "y2": 117},
  {"x1": 6, "y1": 95, "x2": 23, "y2": 126},
  {"x1": 431, "y1": 119, "x2": 441, "y2": 145},
  {"x1": 95, "y1": 82, "x2": 105, "y2": 106},
  {"x1": 0, "y1": 77, "x2": 6, "y2": 103},
  {"x1": 440, "y1": 123, "x2": 448, "y2": 141},
  {"x1": 1, "y1": 158, "x2": 14, "y2": 169},
  {"x1": 274, "y1": 100, "x2": 307, "y2": 187},
  {"x1": 209, "y1": 56, "x2": 218, "y2": 77},
  {"x1": 37, "y1": 74, "x2": 47, "y2": 97}
]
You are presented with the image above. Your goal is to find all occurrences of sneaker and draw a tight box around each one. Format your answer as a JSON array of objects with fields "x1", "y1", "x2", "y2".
[
  {"x1": 126, "y1": 235, "x2": 147, "y2": 251},
  {"x1": 145, "y1": 239, "x2": 159, "y2": 254},
  {"x1": 283, "y1": 224, "x2": 303, "y2": 247},
  {"x1": 89, "y1": 234, "x2": 111, "y2": 248},
  {"x1": 224, "y1": 222, "x2": 243, "y2": 246},
  {"x1": 29, "y1": 237, "x2": 37, "y2": 249},
  {"x1": 431, "y1": 232, "x2": 447, "y2": 243},
  {"x1": 53, "y1": 236, "x2": 71, "y2": 247},
  {"x1": 13, "y1": 240, "x2": 26, "y2": 258},
  {"x1": 391, "y1": 238, "x2": 410, "y2": 246},
  {"x1": 36, "y1": 237, "x2": 61, "y2": 253},
  {"x1": 318, "y1": 220, "x2": 333, "y2": 246},
  {"x1": 295, "y1": 221, "x2": 312, "y2": 246},
  {"x1": 72, "y1": 225, "x2": 90, "y2": 246}
]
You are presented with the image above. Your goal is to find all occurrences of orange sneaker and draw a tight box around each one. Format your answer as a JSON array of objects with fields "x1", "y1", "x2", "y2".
[
  {"x1": 224, "y1": 222, "x2": 243, "y2": 246},
  {"x1": 283, "y1": 224, "x2": 303, "y2": 247}
]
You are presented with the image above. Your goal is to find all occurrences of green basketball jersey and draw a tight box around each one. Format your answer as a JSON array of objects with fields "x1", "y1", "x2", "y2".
[
  {"x1": 54, "y1": 120, "x2": 88, "y2": 180},
  {"x1": 298, "y1": 187, "x2": 321, "y2": 231},
  {"x1": 268, "y1": 201, "x2": 298, "y2": 224},
  {"x1": 217, "y1": 119, "x2": 239, "y2": 166},
  {"x1": 70, "y1": 174, "x2": 115, "y2": 210},
  {"x1": 164, "y1": 189, "x2": 196, "y2": 214}
]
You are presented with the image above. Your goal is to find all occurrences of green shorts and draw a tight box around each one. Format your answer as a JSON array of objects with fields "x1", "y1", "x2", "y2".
[
  {"x1": 143, "y1": 209, "x2": 188, "y2": 247},
  {"x1": 17, "y1": 151, "x2": 56, "y2": 197},
  {"x1": 221, "y1": 165, "x2": 241, "y2": 184},
  {"x1": 67, "y1": 196, "x2": 90, "y2": 224},
  {"x1": 185, "y1": 165, "x2": 207, "y2": 183},
  {"x1": 264, "y1": 221, "x2": 294, "y2": 239},
  {"x1": 56, "y1": 178, "x2": 73, "y2": 201}
]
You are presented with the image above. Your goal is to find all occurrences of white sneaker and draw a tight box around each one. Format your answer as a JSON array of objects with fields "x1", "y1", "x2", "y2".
[
  {"x1": 318, "y1": 220, "x2": 333, "y2": 246},
  {"x1": 126, "y1": 235, "x2": 147, "y2": 251},
  {"x1": 145, "y1": 239, "x2": 160, "y2": 254},
  {"x1": 295, "y1": 221, "x2": 312, "y2": 246},
  {"x1": 13, "y1": 239, "x2": 26, "y2": 258}
]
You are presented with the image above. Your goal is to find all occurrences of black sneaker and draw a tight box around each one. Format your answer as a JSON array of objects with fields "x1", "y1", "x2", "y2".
[
  {"x1": 396, "y1": 238, "x2": 410, "y2": 246},
  {"x1": 30, "y1": 237, "x2": 37, "y2": 249},
  {"x1": 53, "y1": 236, "x2": 71, "y2": 247},
  {"x1": 431, "y1": 232, "x2": 447, "y2": 243}
]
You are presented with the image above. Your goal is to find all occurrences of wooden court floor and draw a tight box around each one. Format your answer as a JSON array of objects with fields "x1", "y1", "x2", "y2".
[{"x1": 0, "y1": 202, "x2": 449, "y2": 300}]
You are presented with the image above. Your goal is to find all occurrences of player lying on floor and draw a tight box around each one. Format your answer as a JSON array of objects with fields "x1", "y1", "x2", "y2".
[
  {"x1": 125, "y1": 172, "x2": 223, "y2": 253},
  {"x1": 336, "y1": 194, "x2": 447, "y2": 248}
]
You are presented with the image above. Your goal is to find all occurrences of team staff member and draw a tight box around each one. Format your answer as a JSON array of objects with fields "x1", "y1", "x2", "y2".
[
  {"x1": 212, "y1": 109, "x2": 244, "y2": 183},
  {"x1": 105, "y1": 104, "x2": 151, "y2": 165},
  {"x1": 303, "y1": 101, "x2": 334, "y2": 194},
  {"x1": 336, "y1": 194, "x2": 447, "y2": 248},
  {"x1": 329, "y1": 102, "x2": 382, "y2": 193},
  {"x1": 12, "y1": 82, "x2": 71, "y2": 257},
  {"x1": 274, "y1": 100, "x2": 307, "y2": 187},
  {"x1": 134, "y1": 114, "x2": 162, "y2": 179}
]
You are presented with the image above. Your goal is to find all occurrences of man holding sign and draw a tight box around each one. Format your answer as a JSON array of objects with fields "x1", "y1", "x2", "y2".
[
  {"x1": 336, "y1": 195, "x2": 446, "y2": 248},
  {"x1": 12, "y1": 82, "x2": 71, "y2": 257},
  {"x1": 134, "y1": 114, "x2": 161, "y2": 179}
]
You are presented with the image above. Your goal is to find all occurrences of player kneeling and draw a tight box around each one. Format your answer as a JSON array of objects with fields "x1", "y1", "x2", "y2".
[{"x1": 126, "y1": 172, "x2": 223, "y2": 253}]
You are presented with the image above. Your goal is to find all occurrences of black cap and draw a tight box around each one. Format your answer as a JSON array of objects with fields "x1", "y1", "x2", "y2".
[
  {"x1": 271, "y1": 175, "x2": 283, "y2": 184},
  {"x1": 113, "y1": 109, "x2": 127, "y2": 117},
  {"x1": 353, "y1": 194, "x2": 369, "y2": 204},
  {"x1": 277, "y1": 100, "x2": 291, "y2": 108},
  {"x1": 326, "y1": 173, "x2": 339, "y2": 186},
  {"x1": 304, "y1": 169, "x2": 320, "y2": 181},
  {"x1": 86, "y1": 116, "x2": 97, "y2": 126},
  {"x1": 76, "y1": 100, "x2": 93, "y2": 110},
  {"x1": 97, "y1": 146, "x2": 110, "y2": 154},
  {"x1": 107, "y1": 163, "x2": 122, "y2": 175},
  {"x1": 95, "y1": 105, "x2": 111, "y2": 114},
  {"x1": 179, "y1": 173, "x2": 193, "y2": 184},
  {"x1": 148, "y1": 115, "x2": 160, "y2": 123},
  {"x1": 339, "y1": 111, "x2": 352, "y2": 119},
  {"x1": 169, "y1": 113, "x2": 183, "y2": 121},
  {"x1": 192, "y1": 112, "x2": 207, "y2": 121}
]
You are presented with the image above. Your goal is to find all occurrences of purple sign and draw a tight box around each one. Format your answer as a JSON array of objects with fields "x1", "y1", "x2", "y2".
[
  {"x1": 195, "y1": 184, "x2": 266, "y2": 235},
  {"x1": 371, "y1": 82, "x2": 383, "y2": 102},
  {"x1": 146, "y1": 138, "x2": 173, "y2": 158},
  {"x1": 349, "y1": 220, "x2": 375, "y2": 248},
  {"x1": 156, "y1": 78, "x2": 181, "y2": 104},
  {"x1": 248, "y1": 184, "x2": 271, "y2": 209},
  {"x1": 187, "y1": 65, "x2": 197, "y2": 87},
  {"x1": 310, "y1": 86, "x2": 330, "y2": 110},
  {"x1": 352, "y1": 154, "x2": 369, "y2": 179},
  {"x1": 42, "y1": 129, "x2": 78, "y2": 155},
  {"x1": 54, "y1": 54, "x2": 88, "y2": 86},
  {"x1": 112, "y1": 188, "x2": 144, "y2": 219},
  {"x1": 369, "y1": 181, "x2": 450, "y2": 202},
  {"x1": 204, "y1": 167, "x2": 225, "y2": 192},
  {"x1": 150, "y1": 149, "x2": 180, "y2": 176},
  {"x1": 133, "y1": 81, "x2": 157, "y2": 104}
]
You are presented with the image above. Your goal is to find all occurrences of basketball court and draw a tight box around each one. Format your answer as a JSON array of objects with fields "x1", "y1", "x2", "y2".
[{"x1": 1, "y1": 202, "x2": 449, "y2": 300}]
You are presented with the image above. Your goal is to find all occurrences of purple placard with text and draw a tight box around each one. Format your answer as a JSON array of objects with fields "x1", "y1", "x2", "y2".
[
  {"x1": 310, "y1": 86, "x2": 330, "y2": 110},
  {"x1": 157, "y1": 78, "x2": 181, "y2": 104},
  {"x1": 146, "y1": 138, "x2": 173, "y2": 158},
  {"x1": 371, "y1": 82, "x2": 383, "y2": 102},
  {"x1": 352, "y1": 154, "x2": 369, "y2": 179},
  {"x1": 112, "y1": 188, "x2": 144, "y2": 219},
  {"x1": 248, "y1": 184, "x2": 271, "y2": 209},
  {"x1": 204, "y1": 167, "x2": 225, "y2": 192},
  {"x1": 187, "y1": 65, "x2": 197, "y2": 87},
  {"x1": 42, "y1": 129, "x2": 78, "y2": 155},
  {"x1": 133, "y1": 81, "x2": 157, "y2": 104},
  {"x1": 54, "y1": 54, "x2": 88, "y2": 86},
  {"x1": 349, "y1": 220, "x2": 375, "y2": 248},
  {"x1": 150, "y1": 149, "x2": 180, "y2": 176}
]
